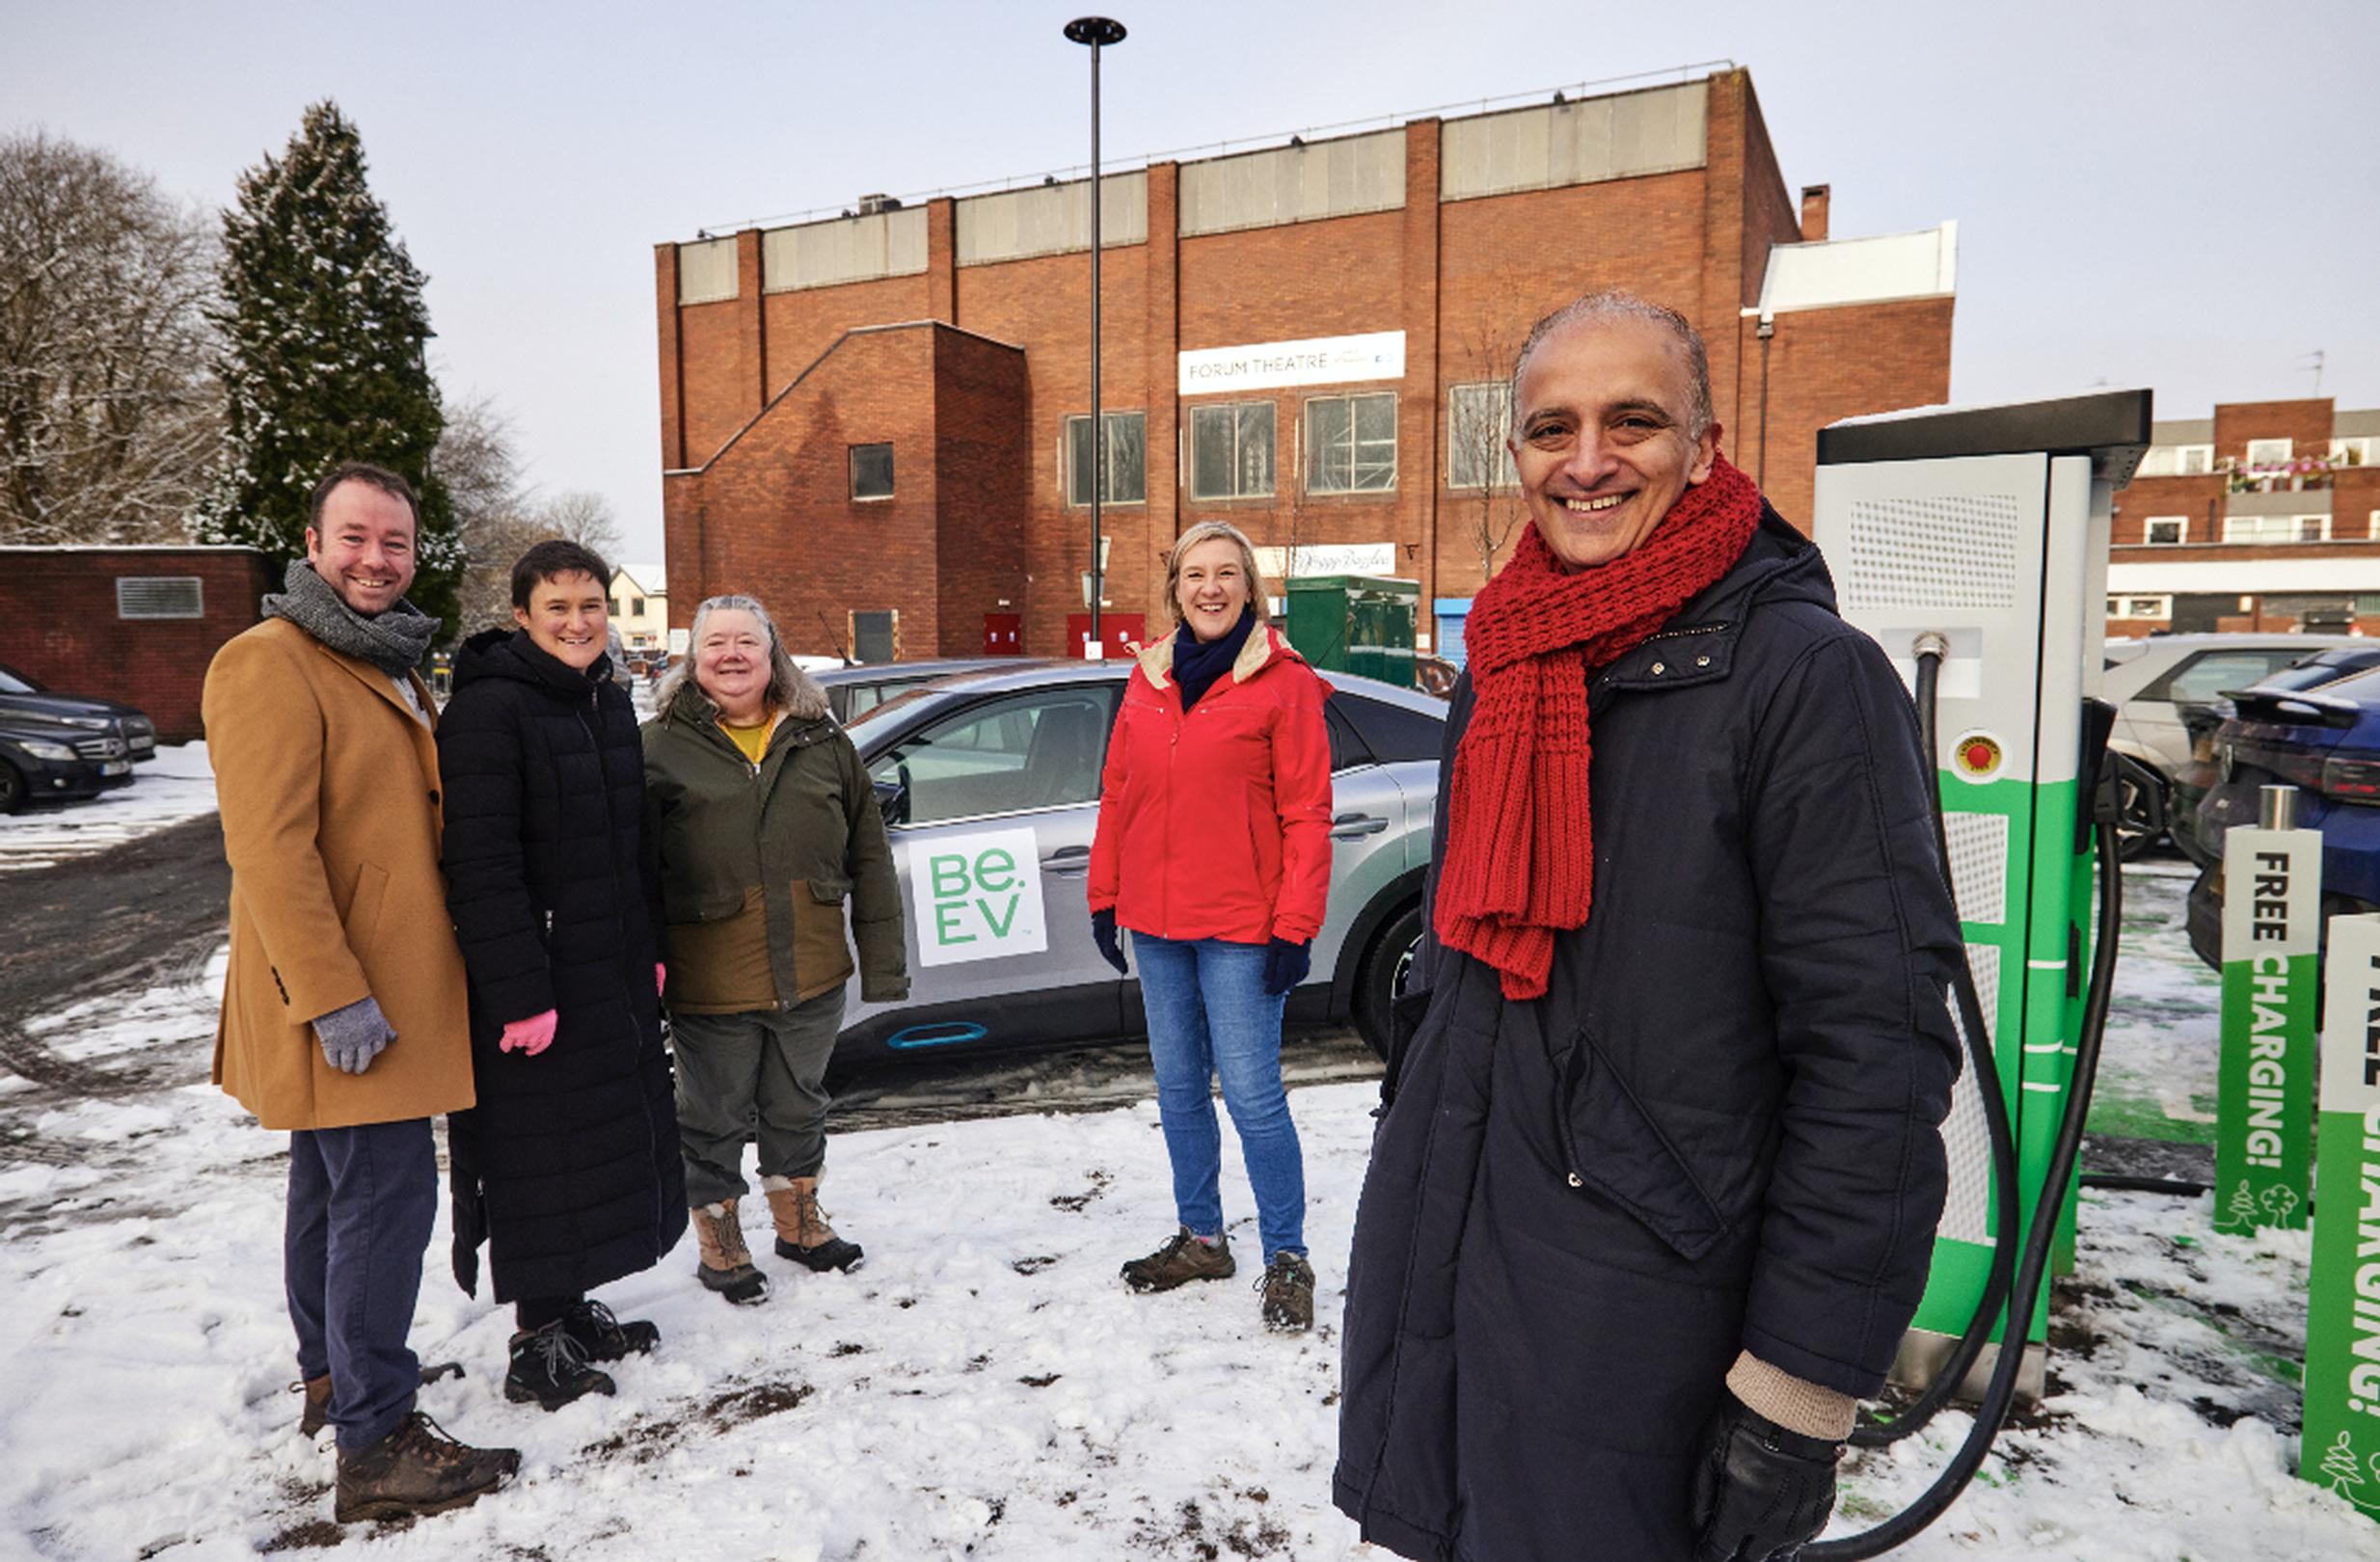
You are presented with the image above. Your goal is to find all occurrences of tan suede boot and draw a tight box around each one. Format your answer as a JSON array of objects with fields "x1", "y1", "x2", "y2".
[
  {"x1": 690, "y1": 1198, "x2": 770, "y2": 1305},
  {"x1": 764, "y1": 1174, "x2": 864, "y2": 1273}
]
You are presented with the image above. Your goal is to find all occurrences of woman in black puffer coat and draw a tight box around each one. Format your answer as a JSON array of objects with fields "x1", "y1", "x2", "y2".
[{"x1": 436, "y1": 541, "x2": 687, "y2": 1412}]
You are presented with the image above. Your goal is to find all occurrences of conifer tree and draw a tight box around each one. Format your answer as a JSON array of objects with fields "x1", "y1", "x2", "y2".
[{"x1": 197, "y1": 100, "x2": 459, "y2": 631}]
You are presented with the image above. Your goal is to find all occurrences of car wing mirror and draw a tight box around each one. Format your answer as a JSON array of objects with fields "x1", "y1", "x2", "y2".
[{"x1": 873, "y1": 772, "x2": 908, "y2": 825}]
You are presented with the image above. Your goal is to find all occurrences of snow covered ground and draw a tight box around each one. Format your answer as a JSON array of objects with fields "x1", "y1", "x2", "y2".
[
  {"x1": 0, "y1": 742, "x2": 218, "y2": 872},
  {"x1": 3, "y1": 855, "x2": 2378, "y2": 1556}
]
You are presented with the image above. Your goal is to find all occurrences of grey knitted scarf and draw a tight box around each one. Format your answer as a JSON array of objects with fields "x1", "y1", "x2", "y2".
[{"x1": 261, "y1": 560, "x2": 440, "y2": 678}]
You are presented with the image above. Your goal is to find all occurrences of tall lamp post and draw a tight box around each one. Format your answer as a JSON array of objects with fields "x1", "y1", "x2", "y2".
[{"x1": 1065, "y1": 15, "x2": 1125, "y2": 657}]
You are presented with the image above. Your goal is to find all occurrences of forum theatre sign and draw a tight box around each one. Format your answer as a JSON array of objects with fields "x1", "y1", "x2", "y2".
[{"x1": 1177, "y1": 331, "x2": 1405, "y2": 395}]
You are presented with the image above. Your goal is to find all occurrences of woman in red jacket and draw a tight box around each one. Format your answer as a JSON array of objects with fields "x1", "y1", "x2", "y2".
[{"x1": 1088, "y1": 520, "x2": 1333, "y2": 1333}]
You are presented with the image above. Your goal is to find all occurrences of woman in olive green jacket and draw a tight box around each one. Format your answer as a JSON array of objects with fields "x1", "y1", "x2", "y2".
[{"x1": 643, "y1": 593, "x2": 907, "y2": 1305}]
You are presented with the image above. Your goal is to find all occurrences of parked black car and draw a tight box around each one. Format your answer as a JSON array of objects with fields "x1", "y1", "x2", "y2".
[
  {"x1": 2168, "y1": 644, "x2": 2380, "y2": 865},
  {"x1": 0, "y1": 713, "x2": 135, "y2": 812},
  {"x1": 0, "y1": 661, "x2": 157, "y2": 761},
  {"x1": 2183, "y1": 664, "x2": 2380, "y2": 971}
]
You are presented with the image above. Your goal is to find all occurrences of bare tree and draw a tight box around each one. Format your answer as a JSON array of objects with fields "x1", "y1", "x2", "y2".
[
  {"x1": 438, "y1": 408, "x2": 634, "y2": 639},
  {"x1": 531, "y1": 489, "x2": 624, "y2": 559},
  {"x1": 1445, "y1": 291, "x2": 1530, "y2": 591},
  {"x1": 0, "y1": 130, "x2": 221, "y2": 545}
]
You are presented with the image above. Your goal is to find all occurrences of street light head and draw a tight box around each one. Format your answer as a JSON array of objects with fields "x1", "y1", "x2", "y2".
[{"x1": 1064, "y1": 15, "x2": 1126, "y2": 45}]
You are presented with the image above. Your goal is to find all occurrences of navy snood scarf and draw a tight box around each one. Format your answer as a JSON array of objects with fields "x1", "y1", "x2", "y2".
[{"x1": 1173, "y1": 607, "x2": 1257, "y2": 712}]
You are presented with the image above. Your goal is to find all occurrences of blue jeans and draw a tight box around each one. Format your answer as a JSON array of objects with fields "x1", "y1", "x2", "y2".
[
  {"x1": 1131, "y1": 933, "x2": 1306, "y2": 1260},
  {"x1": 285, "y1": 1118, "x2": 437, "y2": 1452}
]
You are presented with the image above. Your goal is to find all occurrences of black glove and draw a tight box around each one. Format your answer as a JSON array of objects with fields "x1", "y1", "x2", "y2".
[
  {"x1": 1260, "y1": 936, "x2": 1311, "y2": 996},
  {"x1": 1688, "y1": 1394, "x2": 1842, "y2": 1562},
  {"x1": 1091, "y1": 907, "x2": 1128, "y2": 974}
]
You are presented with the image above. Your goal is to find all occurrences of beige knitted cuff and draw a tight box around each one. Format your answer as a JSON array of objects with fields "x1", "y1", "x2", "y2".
[{"x1": 1725, "y1": 1350, "x2": 1856, "y2": 1441}]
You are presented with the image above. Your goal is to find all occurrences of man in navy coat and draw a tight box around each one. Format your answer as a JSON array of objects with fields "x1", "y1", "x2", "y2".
[{"x1": 1333, "y1": 292, "x2": 1963, "y2": 1562}]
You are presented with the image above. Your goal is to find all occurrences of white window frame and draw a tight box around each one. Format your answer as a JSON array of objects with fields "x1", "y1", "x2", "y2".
[
  {"x1": 2331, "y1": 437, "x2": 2371, "y2": 467},
  {"x1": 2105, "y1": 594, "x2": 2172, "y2": 622},
  {"x1": 1447, "y1": 383, "x2": 1518, "y2": 489},
  {"x1": 2245, "y1": 437, "x2": 2293, "y2": 469},
  {"x1": 2177, "y1": 444, "x2": 2213, "y2": 475},
  {"x1": 1064, "y1": 411, "x2": 1148, "y2": 507},
  {"x1": 1187, "y1": 401, "x2": 1277, "y2": 502},
  {"x1": 1304, "y1": 391, "x2": 1399, "y2": 496},
  {"x1": 2221, "y1": 512, "x2": 2331, "y2": 544},
  {"x1": 2142, "y1": 516, "x2": 2186, "y2": 546}
]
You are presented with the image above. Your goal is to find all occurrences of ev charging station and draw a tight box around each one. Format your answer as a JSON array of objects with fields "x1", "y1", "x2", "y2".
[{"x1": 1811, "y1": 390, "x2": 2152, "y2": 1403}]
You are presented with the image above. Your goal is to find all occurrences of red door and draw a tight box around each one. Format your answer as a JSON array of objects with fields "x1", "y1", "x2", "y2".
[
  {"x1": 1065, "y1": 612, "x2": 1147, "y2": 660},
  {"x1": 982, "y1": 613, "x2": 1022, "y2": 656}
]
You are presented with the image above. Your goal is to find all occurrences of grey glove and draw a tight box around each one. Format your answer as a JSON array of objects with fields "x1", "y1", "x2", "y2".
[{"x1": 311, "y1": 995, "x2": 396, "y2": 1075}]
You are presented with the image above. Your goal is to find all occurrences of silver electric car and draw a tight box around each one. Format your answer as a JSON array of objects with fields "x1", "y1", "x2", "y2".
[{"x1": 832, "y1": 660, "x2": 1440, "y2": 1065}]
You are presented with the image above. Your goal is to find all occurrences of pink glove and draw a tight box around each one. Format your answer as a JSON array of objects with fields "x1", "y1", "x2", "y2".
[
  {"x1": 500, "y1": 1010, "x2": 557, "y2": 1057},
  {"x1": 655, "y1": 962, "x2": 667, "y2": 997}
]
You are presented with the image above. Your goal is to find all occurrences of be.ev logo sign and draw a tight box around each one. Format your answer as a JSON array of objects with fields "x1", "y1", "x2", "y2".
[{"x1": 906, "y1": 828, "x2": 1049, "y2": 969}]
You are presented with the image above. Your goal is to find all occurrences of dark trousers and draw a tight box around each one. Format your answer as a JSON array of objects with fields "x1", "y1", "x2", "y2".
[
  {"x1": 285, "y1": 1118, "x2": 436, "y2": 1452},
  {"x1": 671, "y1": 988, "x2": 846, "y2": 1207}
]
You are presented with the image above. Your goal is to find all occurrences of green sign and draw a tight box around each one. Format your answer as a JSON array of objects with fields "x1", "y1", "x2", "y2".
[
  {"x1": 2216, "y1": 825, "x2": 2317, "y2": 1233},
  {"x1": 2305, "y1": 914, "x2": 2380, "y2": 1518}
]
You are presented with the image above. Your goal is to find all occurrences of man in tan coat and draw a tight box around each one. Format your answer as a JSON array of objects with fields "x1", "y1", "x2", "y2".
[{"x1": 205, "y1": 461, "x2": 517, "y2": 1522}]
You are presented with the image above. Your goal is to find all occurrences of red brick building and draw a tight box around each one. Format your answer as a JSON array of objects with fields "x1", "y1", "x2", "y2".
[
  {"x1": 2107, "y1": 399, "x2": 2380, "y2": 636},
  {"x1": 656, "y1": 67, "x2": 1959, "y2": 660},
  {"x1": 0, "y1": 546, "x2": 275, "y2": 740}
]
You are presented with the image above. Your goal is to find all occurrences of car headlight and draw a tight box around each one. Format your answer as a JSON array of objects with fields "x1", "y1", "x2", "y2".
[
  {"x1": 18, "y1": 739, "x2": 77, "y2": 761},
  {"x1": 49, "y1": 714, "x2": 113, "y2": 731}
]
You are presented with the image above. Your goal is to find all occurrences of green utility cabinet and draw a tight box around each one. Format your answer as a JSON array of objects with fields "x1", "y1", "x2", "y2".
[{"x1": 1283, "y1": 575, "x2": 1420, "y2": 687}]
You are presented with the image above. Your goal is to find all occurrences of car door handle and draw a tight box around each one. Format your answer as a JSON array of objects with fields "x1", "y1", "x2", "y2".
[
  {"x1": 1331, "y1": 812, "x2": 1390, "y2": 838},
  {"x1": 1040, "y1": 845, "x2": 1092, "y2": 876}
]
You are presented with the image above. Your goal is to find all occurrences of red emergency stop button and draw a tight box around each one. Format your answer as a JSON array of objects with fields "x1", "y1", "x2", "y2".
[{"x1": 1953, "y1": 732, "x2": 2003, "y2": 780}]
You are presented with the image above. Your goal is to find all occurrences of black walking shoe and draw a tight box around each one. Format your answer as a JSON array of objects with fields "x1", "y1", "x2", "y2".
[
  {"x1": 563, "y1": 1299, "x2": 660, "y2": 1361},
  {"x1": 1258, "y1": 1251, "x2": 1315, "y2": 1333},
  {"x1": 503, "y1": 1319, "x2": 615, "y2": 1411},
  {"x1": 1121, "y1": 1226, "x2": 1236, "y2": 1293},
  {"x1": 334, "y1": 1412, "x2": 519, "y2": 1523}
]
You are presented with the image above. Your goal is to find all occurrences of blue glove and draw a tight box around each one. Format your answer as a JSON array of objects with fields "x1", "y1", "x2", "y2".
[
  {"x1": 311, "y1": 995, "x2": 395, "y2": 1075},
  {"x1": 1261, "y1": 937, "x2": 1311, "y2": 996},
  {"x1": 1091, "y1": 907, "x2": 1128, "y2": 975}
]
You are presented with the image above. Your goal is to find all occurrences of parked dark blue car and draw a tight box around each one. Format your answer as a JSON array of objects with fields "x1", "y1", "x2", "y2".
[{"x1": 2186, "y1": 665, "x2": 2380, "y2": 969}]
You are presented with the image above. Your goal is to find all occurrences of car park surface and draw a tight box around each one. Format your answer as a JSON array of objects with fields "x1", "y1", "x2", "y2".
[{"x1": 829, "y1": 660, "x2": 1440, "y2": 1064}]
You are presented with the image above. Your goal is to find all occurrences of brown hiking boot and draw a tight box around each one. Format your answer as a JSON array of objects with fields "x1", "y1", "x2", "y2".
[
  {"x1": 1258, "y1": 1251, "x2": 1315, "y2": 1333},
  {"x1": 297, "y1": 1374, "x2": 332, "y2": 1439},
  {"x1": 765, "y1": 1174, "x2": 864, "y2": 1273},
  {"x1": 690, "y1": 1199, "x2": 771, "y2": 1305},
  {"x1": 1121, "y1": 1226, "x2": 1235, "y2": 1293},
  {"x1": 333, "y1": 1412, "x2": 519, "y2": 1523},
  {"x1": 297, "y1": 1361, "x2": 461, "y2": 1439}
]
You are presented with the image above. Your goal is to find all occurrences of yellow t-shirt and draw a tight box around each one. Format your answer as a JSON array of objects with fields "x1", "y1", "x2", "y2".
[{"x1": 720, "y1": 717, "x2": 774, "y2": 767}]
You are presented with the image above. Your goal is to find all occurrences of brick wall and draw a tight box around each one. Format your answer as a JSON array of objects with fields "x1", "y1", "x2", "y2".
[
  {"x1": 664, "y1": 323, "x2": 1030, "y2": 660},
  {"x1": 657, "y1": 67, "x2": 1958, "y2": 645},
  {"x1": 931, "y1": 329, "x2": 1031, "y2": 656},
  {"x1": 2212, "y1": 397, "x2": 2332, "y2": 464},
  {"x1": 1737, "y1": 295, "x2": 1957, "y2": 528},
  {"x1": 0, "y1": 548, "x2": 274, "y2": 741},
  {"x1": 2111, "y1": 473, "x2": 2225, "y2": 546}
]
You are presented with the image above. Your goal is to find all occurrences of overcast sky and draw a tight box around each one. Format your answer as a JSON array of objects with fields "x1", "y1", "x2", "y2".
[{"x1": 9, "y1": 0, "x2": 2370, "y2": 562}]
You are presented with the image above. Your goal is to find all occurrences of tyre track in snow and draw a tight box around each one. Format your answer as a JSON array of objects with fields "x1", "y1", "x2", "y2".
[{"x1": 0, "y1": 812, "x2": 229, "y2": 1125}]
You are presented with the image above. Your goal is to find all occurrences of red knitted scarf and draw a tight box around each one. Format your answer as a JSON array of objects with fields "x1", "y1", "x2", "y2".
[{"x1": 1436, "y1": 452, "x2": 1764, "y2": 999}]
